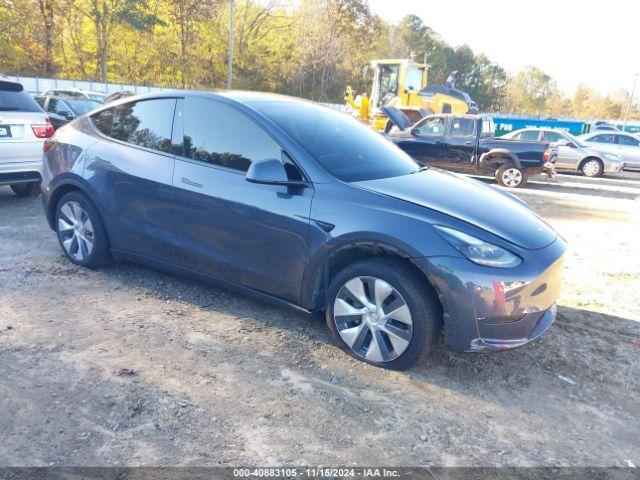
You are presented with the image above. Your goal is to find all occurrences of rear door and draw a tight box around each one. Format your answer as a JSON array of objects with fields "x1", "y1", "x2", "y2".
[
  {"x1": 616, "y1": 134, "x2": 640, "y2": 168},
  {"x1": 441, "y1": 116, "x2": 477, "y2": 169},
  {"x1": 85, "y1": 98, "x2": 180, "y2": 262},
  {"x1": 401, "y1": 116, "x2": 446, "y2": 165},
  {"x1": 171, "y1": 96, "x2": 313, "y2": 303}
]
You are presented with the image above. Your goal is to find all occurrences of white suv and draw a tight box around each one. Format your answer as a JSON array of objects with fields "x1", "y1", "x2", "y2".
[{"x1": 0, "y1": 79, "x2": 53, "y2": 197}]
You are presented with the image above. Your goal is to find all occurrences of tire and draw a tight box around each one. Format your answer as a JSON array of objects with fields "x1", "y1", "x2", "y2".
[
  {"x1": 325, "y1": 258, "x2": 442, "y2": 370},
  {"x1": 580, "y1": 158, "x2": 603, "y2": 177},
  {"x1": 55, "y1": 191, "x2": 111, "y2": 268},
  {"x1": 495, "y1": 163, "x2": 527, "y2": 188},
  {"x1": 11, "y1": 182, "x2": 40, "y2": 197}
]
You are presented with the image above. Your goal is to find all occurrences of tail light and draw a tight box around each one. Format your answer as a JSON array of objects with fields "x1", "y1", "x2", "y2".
[
  {"x1": 543, "y1": 147, "x2": 557, "y2": 163},
  {"x1": 32, "y1": 118, "x2": 54, "y2": 139},
  {"x1": 43, "y1": 138, "x2": 56, "y2": 154}
]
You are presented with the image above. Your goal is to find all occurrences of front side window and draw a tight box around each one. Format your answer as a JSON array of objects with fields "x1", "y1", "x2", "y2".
[
  {"x1": 182, "y1": 98, "x2": 282, "y2": 172},
  {"x1": 110, "y1": 98, "x2": 176, "y2": 153},
  {"x1": 414, "y1": 117, "x2": 445, "y2": 136},
  {"x1": 543, "y1": 131, "x2": 565, "y2": 142},
  {"x1": 450, "y1": 118, "x2": 475, "y2": 136},
  {"x1": 590, "y1": 134, "x2": 615, "y2": 144},
  {"x1": 617, "y1": 135, "x2": 640, "y2": 147},
  {"x1": 256, "y1": 101, "x2": 419, "y2": 182}
]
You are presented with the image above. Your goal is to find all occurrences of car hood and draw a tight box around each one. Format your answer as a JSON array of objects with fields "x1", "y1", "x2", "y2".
[{"x1": 354, "y1": 168, "x2": 557, "y2": 250}]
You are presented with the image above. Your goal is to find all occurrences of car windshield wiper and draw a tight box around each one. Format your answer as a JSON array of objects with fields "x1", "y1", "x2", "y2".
[
  {"x1": 0, "y1": 106, "x2": 21, "y2": 111},
  {"x1": 411, "y1": 165, "x2": 429, "y2": 174}
]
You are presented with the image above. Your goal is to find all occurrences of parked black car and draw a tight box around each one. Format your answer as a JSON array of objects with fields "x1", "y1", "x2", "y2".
[
  {"x1": 41, "y1": 91, "x2": 566, "y2": 370},
  {"x1": 384, "y1": 108, "x2": 556, "y2": 187},
  {"x1": 34, "y1": 95, "x2": 102, "y2": 130}
]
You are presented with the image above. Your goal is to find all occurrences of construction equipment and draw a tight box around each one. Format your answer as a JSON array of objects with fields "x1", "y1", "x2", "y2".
[{"x1": 345, "y1": 59, "x2": 478, "y2": 132}]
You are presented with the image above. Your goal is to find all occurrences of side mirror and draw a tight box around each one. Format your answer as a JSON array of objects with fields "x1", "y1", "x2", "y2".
[
  {"x1": 58, "y1": 111, "x2": 75, "y2": 120},
  {"x1": 245, "y1": 158, "x2": 306, "y2": 187}
]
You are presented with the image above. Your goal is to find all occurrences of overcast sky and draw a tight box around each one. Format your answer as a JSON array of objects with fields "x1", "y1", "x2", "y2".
[{"x1": 368, "y1": 0, "x2": 639, "y2": 96}]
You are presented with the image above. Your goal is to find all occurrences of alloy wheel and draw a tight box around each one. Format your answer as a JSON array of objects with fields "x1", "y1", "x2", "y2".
[
  {"x1": 333, "y1": 276, "x2": 413, "y2": 363},
  {"x1": 582, "y1": 160, "x2": 601, "y2": 177},
  {"x1": 58, "y1": 201, "x2": 95, "y2": 261},
  {"x1": 502, "y1": 168, "x2": 523, "y2": 187}
]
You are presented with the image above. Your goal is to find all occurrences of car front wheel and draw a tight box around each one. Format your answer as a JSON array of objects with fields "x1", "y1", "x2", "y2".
[
  {"x1": 55, "y1": 191, "x2": 111, "y2": 268},
  {"x1": 580, "y1": 158, "x2": 603, "y2": 177},
  {"x1": 325, "y1": 258, "x2": 441, "y2": 370}
]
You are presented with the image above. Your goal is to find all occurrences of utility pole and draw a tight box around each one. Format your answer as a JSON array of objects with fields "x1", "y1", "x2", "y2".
[
  {"x1": 623, "y1": 73, "x2": 638, "y2": 131},
  {"x1": 227, "y1": 0, "x2": 234, "y2": 90}
]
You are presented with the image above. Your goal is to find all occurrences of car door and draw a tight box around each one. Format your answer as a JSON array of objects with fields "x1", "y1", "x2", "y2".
[
  {"x1": 171, "y1": 97, "x2": 313, "y2": 304},
  {"x1": 543, "y1": 130, "x2": 579, "y2": 169},
  {"x1": 441, "y1": 116, "x2": 477, "y2": 170},
  {"x1": 84, "y1": 97, "x2": 180, "y2": 263},
  {"x1": 616, "y1": 134, "x2": 640, "y2": 168},
  {"x1": 401, "y1": 116, "x2": 446, "y2": 165}
]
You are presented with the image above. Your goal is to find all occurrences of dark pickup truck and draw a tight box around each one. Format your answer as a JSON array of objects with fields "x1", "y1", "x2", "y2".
[{"x1": 383, "y1": 108, "x2": 556, "y2": 187}]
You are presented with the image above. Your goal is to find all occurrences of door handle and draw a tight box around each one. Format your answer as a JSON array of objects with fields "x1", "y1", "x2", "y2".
[{"x1": 181, "y1": 177, "x2": 202, "y2": 188}]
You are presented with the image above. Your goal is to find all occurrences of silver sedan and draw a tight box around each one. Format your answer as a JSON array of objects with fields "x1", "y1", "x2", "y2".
[
  {"x1": 578, "y1": 131, "x2": 640, "y2": 170},
  {"x1": 502, "y1": 128, "x2": 624, "y2": 177}
]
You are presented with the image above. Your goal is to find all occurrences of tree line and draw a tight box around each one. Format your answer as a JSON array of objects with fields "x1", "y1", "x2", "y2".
[{"x1": 1, "y1": 0, "x2": 637, "y2": 120}]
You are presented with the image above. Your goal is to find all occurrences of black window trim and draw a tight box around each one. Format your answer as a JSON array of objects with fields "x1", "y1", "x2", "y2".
[
  {"x1": 174, "y1": 96, "x2": 310, "y2": 182},
  {"x1": 88, "y1": 96, "x2": 180, "y2": 158}
]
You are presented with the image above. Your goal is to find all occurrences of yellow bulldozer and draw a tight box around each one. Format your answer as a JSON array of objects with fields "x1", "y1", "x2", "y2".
[{"x1": 345, "y1": 59, "x2": 479, "y2": 132}]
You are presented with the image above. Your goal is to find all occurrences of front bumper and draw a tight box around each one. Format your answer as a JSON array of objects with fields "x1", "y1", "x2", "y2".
[
  {"x1": 603, "y1": 160, "x2": 624, "y2": 173},
  {"x1": 413, "y1": 236, "x2": 566, "y2": 353}
]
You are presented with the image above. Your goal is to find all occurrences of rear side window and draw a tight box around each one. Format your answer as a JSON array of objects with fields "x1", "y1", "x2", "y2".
[
  {"x1": 0, "y1": 82, "x2": 43, "y2": 113},
  {"x1": 47, "y1": 98, "x2": 71, "y2": 115},
  {"x1": 450, "y1": 118, "x2": 475, "y2": 136},
  {"x1": 110, "y1": 99, "x2": 176, "y2": 153},
  {"x1": 590, "y1": 134, "x2": 615, "y2": 144},
  {"x1": 617, "y1": 135, "x2": 640, "y2": 146},
  {"x1": 91, "y1": 109, "x2": 114, "y2": 136},
  {"x1": 182, "y1": 98, "x2": 282, "y2": 172}
]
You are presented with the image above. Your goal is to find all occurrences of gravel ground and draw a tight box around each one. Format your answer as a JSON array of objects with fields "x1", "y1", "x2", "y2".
[{"x1": 0, "y1": 172, "x2": 639, "y2": 468}]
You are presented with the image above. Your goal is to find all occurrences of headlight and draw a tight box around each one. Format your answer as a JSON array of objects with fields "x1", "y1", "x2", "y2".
[{"x1": 434, "y1": 226, "x2": 522, "y2": 268}]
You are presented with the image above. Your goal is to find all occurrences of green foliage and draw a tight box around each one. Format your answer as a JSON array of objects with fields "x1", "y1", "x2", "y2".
[{"x1": 0, "y1": 1, "x2": 636, "y2": 120}]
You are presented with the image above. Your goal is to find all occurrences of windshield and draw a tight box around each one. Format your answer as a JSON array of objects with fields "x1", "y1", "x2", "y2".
[
  {"x1": 66, "y1": 99, "x2": 102, "y2": 115},
  {"x1": 86, "y1": 93, "x2": 107, "y2": 102},
  {"x1": 257, "y1": 101, "x2": 420, "y2": 182}
]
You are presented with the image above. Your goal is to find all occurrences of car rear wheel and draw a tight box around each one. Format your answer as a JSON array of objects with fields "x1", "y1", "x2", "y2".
[
  {"x1": 325, "y1": 258, "x2": 441, "y2": 370},
  {"x1": 580, "y1": 158, "x2": 603, "y2": 177},
  {"x1": 55, "y1": 191, "x2": 111, "y2": 268},
  {"x1": 11, "y1": 182, "x2": 40, "y2": 197},
  {"x1": 495, "y1": 163, "x2": 527, "y2": 188}
]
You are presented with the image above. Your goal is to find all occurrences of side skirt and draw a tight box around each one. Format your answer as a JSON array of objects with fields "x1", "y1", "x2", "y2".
[{"x1": 110, "y1": 249, "x2": 315, "y2": 318}]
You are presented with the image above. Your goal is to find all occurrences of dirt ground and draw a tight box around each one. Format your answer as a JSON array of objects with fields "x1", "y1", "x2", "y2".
[{"x1": 0, "y1": 172, "x2": 639, "y2": 468}]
